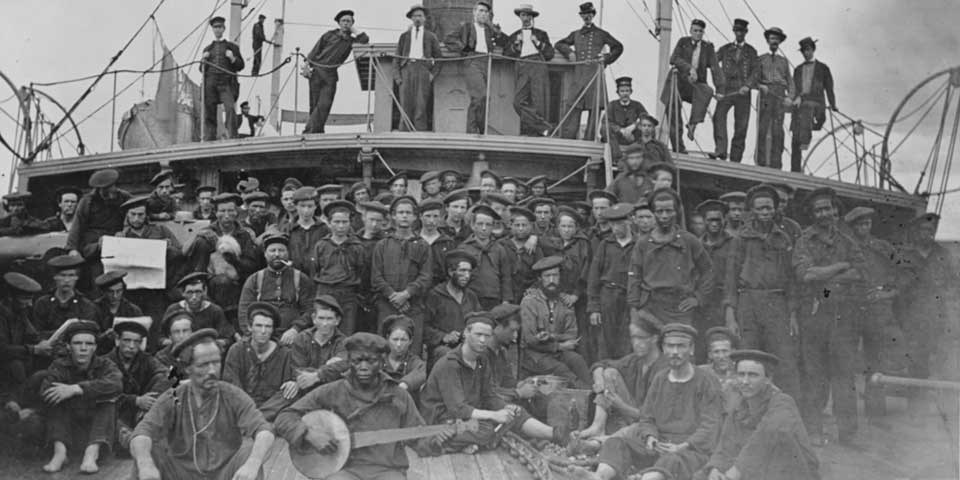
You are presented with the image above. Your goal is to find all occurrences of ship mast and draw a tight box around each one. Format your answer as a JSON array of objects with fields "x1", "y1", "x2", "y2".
[
  {"x1": 654, "y1": 0, "x2": 673, "y2": 141},
  {"x1": 269, "y1": 0, "x2": 286, "y2": 132}
]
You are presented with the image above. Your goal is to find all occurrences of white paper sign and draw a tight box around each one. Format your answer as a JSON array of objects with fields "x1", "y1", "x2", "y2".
[{"x1": 101, "y1": 236, "x2": 167, "y2": 289}]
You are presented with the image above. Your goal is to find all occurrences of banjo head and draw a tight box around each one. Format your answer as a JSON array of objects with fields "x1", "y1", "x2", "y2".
[{"x1": 287, "y1": 410, "x2": 352, "y2": 479}]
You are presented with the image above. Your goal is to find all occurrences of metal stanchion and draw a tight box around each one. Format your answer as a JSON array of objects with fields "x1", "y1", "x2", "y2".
[
  {"x1": 483, "y1": 53, "x2": 492, "y2": 135},
  {"x1": 293, "y1": 47, "x2": 300, "y2": 134}
]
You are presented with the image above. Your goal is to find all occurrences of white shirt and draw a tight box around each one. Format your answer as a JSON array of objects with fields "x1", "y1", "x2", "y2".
[
  {"x1": 520, "y1": 29, "x2": 537, "y2": 57},
  {"x1": 691, "y1": 41, "x2": 702, "y2": 70},
  {"x1": 475, "y1": 23, "x2": 488, "y2": 53},
  {"x1": 409, "y1": 25, "x2": 424, "y2": 59}
]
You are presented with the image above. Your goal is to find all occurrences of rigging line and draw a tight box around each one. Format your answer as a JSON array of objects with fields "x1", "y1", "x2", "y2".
[
  {"x1": 715, "y1": 0, "x2": 734, "y2": 26},
  {"x1": 284, "y1": 22, "x2": 404, "y2": 33},
  {"x1": 255, "y1": 65, "x2": 295, "y2": 136},
  {"x1": 809, "y1": 130, "x2": 852, "y2": 176},
  {"x1": 27, "y1": 0, "x2": 169, "y2": 162},
  {"x1": 888, "y1": 84, "x2": 947, "y2": 159},
  {"x1": 921, "y1": 86, "x2": 954, "y2": 194},
  {"x1": 934, "y1": 94, "x2": 960, "y2": 215},
  {"x1": 0, "y1": 105, "x2": 19, "y2": 124},
  {"x1": 640, "y1": 0, "x2": 658, "y2": 25},
  {"x1": 869, "y1": 80, "x2": 949, "y2": 128},
  {"x1": 50, "y1": 0, "x2": 227, "y2": 147},
  {"x1": 683, "y1": 0, "x2": 730, "y2": 43},
  {"x1": 50, "y1": 56, "x2": 291, "y2": 148},
  {"x1": 622, "y1": 0, "x2": 654, "y2": 35}
]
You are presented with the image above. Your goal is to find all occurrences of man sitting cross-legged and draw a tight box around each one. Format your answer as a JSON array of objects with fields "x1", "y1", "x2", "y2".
[
  {"x1": 275, "y1": 332, "x2": 436, "y2": 480},
  {"x1": 587, "y1": 323, "x2": 722, "y2": 480},
  {"x1": 420, "y1": 312, "x2": 569, "y2": 453},
  {"x1": 130, "y1": 328, "x2": 275, "y2": 480},
  {"x1": 693, "y1": 349, "x2": 819, "y2": 480},
  {"x1": 575, "y1": 310, "x2": 668, "y2": 441}
]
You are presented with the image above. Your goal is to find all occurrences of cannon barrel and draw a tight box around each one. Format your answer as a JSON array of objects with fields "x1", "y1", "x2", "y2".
[{"x1": 870, "y1": 373, "x2": 960, "y2": 392}]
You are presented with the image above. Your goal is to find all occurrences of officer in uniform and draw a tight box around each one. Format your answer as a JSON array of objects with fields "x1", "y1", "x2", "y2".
[
  {"x1": 602, "y1": 76, "x2": 648, "y2": 160},
  {"x1": 201, "y1": 16, "x2": 244, "y2": 140},
  {"x1": 555, "y1": 2, "x2": 623, "y2": 140}
]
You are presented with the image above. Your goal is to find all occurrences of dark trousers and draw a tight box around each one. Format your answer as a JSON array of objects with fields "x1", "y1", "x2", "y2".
[
  {"x1": 252, "y1": 44, "x2": 263, "y2": 77},
  {"x1": 316, "y1": 285, "x2": 359, "y2": 336},
  {"x1": 203, "y1": 81, "x2": 237, "y2": 141},
  {"x1": 737, "y1": 290, "x2": 800, "y2": 398},
  {"x1": 640, "y1": 291, "x2": 697, "y2": 326},
  {"x1": 514, "y1": 60, "x2": 552, "y2": 136},
  {"x1": 133, "y1": 439, "x2": 263, "y2": 480},
  {"x1": 561, "y1": 64, "x2": 602, "y2": 140},
  {"x1": 47, "y1": 399, "x2": 116, "y2": 450},
  {"x1": 305, "y1": 69, "x2": 338, "y2": 134},
  {"x1": 859, "y1": 299, "x2": 897, "y2": 418},
  {"x1": 798, "y1": 297, "x2": 860, "y2": 440},
  {"x1": 664, "y1": 78, "x2": 712, "y2": 153},
  {"x1": 598, "y1": 427, "x2": 708, "y2": 480},
  {"x1": 463, "y1": 58, "x2": 489, "y2": 134},
  {"x1": 599, "y1": 286, "x2": 631, "y2": 360},
  {"x1": 756, "y1": 86, "x2": 787, "y2": 169},
  {"x1": 521, "y1": 350, "x2": 591, "y2": 388},
  {"x1": 712, "y1": 92, "x2": 751, "y2": 161},
  {"x1": 789, "y1": 100, "x2": 822, "y2": 173},
  {"x1": 399, "y1": 61, "x2": 433, "y2": 132}
]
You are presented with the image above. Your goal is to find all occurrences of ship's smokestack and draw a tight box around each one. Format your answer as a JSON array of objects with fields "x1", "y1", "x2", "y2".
[{"x1": 424, "y1": 0, "x2": 493, "y2": 43}]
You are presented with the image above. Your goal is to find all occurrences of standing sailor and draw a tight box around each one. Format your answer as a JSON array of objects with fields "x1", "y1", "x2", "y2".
[
  {"x1": 712, "y1": 19, "x2": 758, "y2": 162},
  {"x1": 303, "y1": 10, "x2": 369, "y2": 134},
  {"x1": 755, "y1": 27, "x2": 794, "y2": 169},
  {"x1": 201, "y1": 16, "x2": 244, "y2": 140},
  {"x1": 445, "y1": 1, "x2": 508, "y2": 134},
  {"x1": 791, "y1": 37, "x2": 837, "y2": 173},
  {"x1": 555, "y1": 2, "x2": 623, "y2": 140},
  {"x1": 506, "y1": 3, "x2": 555, "y2": 137},
  {"x1": 251, "y1": 14, "x2": 273, "y2": 77},
  {"x1": 395, "y1": 4, "x2": 442, "y2": 132}
]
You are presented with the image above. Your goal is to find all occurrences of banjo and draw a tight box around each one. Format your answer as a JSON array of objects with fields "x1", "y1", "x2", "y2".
[{"x1": 288, "y1": 410, "x2": 479, "y2": 479}]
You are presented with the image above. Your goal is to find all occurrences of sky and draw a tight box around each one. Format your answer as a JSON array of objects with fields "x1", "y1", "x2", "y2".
[{"x1": 2, "y1": 0, "x2": 959, "y2": 235}]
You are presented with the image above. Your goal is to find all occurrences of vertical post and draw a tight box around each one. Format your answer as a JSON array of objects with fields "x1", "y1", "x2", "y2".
[
  {"x1": 366, "y1": 50, "x2": 374, "y2": 132},
  {"x1": 269, "y1": 18, "x2": 285, "y2": 133},
  {"x1": 293, "y1": 47, "x2": 300, "y2": 134},
  {"x1": 654, "y1": 0, "x2": 673, "y2": 142},
  {"x1": 230, "y1": 0, "x2": 244, "y2": 44},
  {"x1": 110, "y1": 72, "x2": 118, "y2": 152},
  {"x1": 200, "y1": 75, "x2": 206, "y2": 142},
  {"x1": 483, "y1": 54, "x2": 492, "y2": 135},
  {"x1": 593, "y1": 63, "x2": 603, "y2": 143},
  {"x1": 360, "y1": 148, "x2": 374, "y2": 188}
]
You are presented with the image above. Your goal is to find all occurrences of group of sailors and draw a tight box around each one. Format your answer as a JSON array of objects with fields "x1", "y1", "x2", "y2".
[
  {"x1": 201, "y1": 2, "x2": 837, "y2": 174},
  {"x1": 0, "y1": 154, "x2": 952, "y2": 479}
]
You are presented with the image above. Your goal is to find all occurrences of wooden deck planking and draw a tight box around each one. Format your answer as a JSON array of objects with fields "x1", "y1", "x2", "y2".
[
  {"x1": 473, "y1": 448, "x2": 516, "y2": 480},
  {"x1": 450, "y1": 452, "x2": 485, "y2": 480}
]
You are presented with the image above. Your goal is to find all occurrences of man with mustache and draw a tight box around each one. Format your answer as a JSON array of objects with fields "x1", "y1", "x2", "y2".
[
  {"x1": 66, "y1": 169, "x2": 132, "y2": 287},
  {"x1": 793, "y1": 187, "x2": 866, "y2": 445},
  {"x1": 275, "y1": 332, "x2": 431, "y2": 479},
  {"x1": 589, "y1": 323, "x2": 722, "y2": 480},
  {"x1": 695, "y1": 350, "x2": 819, "y2": 480},
  {"x1": 505, "y1": 3, "x2": 555, "y2": 137},
  {"x1": 104, "y1": 320, "x2": 168, "y2": 451},
  {"x1": 520, "y1": 256, "x2": 591, "y2": 388},
  {"x1": 130, "y1": 328, "x2": 275, "y2": 480},
  {"x1": 238, "y1": 233, "x2": 315, "y2": 345}
]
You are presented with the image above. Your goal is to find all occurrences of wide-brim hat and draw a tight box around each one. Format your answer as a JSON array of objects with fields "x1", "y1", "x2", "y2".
[
  {"x1": 798, "y1": 37, "x2": 817, "y2": 51},
  {"x1": 764, "y1": 27, "x2": 786, "y2": 41},
  {"x1": 514, "y1": 3, "x2": 540, "y2": 17},
  {"x1": 4, "y1": 272, "x2": 41, "y2": 294},
  {"x1": 406, "y1": 4, "x2": 428, "y2": 18},
  {"x1": 289, "y1": 410, "x2": 352, "y2": 478}
]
